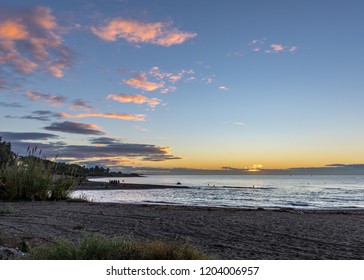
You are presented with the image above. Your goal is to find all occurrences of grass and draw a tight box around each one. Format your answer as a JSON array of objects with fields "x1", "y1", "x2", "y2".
[
  {"x1": 0, "y1": 203, "x2": 17, "y2": 214},
  {"x1": 66, "y1": 193, "x2": 89, "y2": 203},
  {"x1": 23, "y1": 234, "x2": 212, "y2": 260}
]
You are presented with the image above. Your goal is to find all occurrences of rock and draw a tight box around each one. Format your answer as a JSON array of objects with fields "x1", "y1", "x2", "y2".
[{"x1": 0, "y1": 246, "x2": 24, "y2": 260}]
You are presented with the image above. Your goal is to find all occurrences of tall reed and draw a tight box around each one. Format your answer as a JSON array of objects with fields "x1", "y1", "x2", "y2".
[{"x1": 0, "y1": 155, "x2": 75, "y2": 201}]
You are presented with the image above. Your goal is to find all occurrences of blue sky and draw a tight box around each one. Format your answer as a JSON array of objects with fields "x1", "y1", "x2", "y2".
[{"x1": 1, "y1": 0, "x2": 364, "y2": 174}]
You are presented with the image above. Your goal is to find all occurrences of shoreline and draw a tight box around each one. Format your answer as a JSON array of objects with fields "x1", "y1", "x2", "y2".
[
  {"x1": 1, "y1": 200, "x2": 364, "y2": 259},
  {"x1": 75, "y1": 179, "x2": 189, "y2": 190}
]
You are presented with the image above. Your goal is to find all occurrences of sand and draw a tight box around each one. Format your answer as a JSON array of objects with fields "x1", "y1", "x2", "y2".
[{"x1": 1, "y1": 199, "x2": 364, "y2": 259}]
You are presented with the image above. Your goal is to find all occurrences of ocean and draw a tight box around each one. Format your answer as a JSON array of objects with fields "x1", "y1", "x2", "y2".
[{"x1": 70, "y1": 175, "x2": 364, "y2": 210}]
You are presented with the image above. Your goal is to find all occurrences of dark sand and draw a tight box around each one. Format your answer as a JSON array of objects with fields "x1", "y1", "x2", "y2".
[{"x1": 1, "y1": 199, "x2": 364, "y2": 259}]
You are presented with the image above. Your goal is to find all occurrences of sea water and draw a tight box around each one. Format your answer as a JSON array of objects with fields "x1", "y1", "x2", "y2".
[{"x1": 70, "y1": 175, "x2": 364, "y2": 210}]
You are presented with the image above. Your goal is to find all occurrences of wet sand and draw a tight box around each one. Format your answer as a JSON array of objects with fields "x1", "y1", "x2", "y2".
[{"x1": 1, "y1": 200, "x2": 364, "y2": 259}]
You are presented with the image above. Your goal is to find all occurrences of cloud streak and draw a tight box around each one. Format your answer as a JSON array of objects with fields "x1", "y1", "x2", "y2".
[
  {"x1": 0, "y1": 131, "x2": 58, "y2": 141},
  {"x1": 21, "y1": 110, "x2": 64, "y2": 121},
  {"x1": 60, "y1": 112, "x2": 145, "y2": 121},
  {"x1": 91, "y1": 18, "x2": 196, "y2": 46},
  {"x1": 44, "y1": 121, "x2": 105, "y2": 135},
  {"x1": 0, "y1": 101, "x2": 23, "y2": 108},
  {"x1": 107, "y1": 93, "x2": 160, "y2": 108}
]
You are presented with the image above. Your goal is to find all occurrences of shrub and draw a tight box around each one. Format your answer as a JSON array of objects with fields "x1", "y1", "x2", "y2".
[
  {"x1": 25, "y1": 234, "x2": 212, "y2": 260},
  {"x1": 50, "y1": 176, "x2": 75, "y2": 200}
]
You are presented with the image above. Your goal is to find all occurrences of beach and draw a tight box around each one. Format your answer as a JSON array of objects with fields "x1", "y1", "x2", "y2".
[{"x1": 1, "y1": 198, "x2": 364, "y2": 259}]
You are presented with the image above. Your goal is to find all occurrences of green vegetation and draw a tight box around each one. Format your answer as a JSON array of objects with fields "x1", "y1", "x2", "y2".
[
  {"x1": 0, "y1": 155, "x2": 75, "y2": 201},
  {"x1": 24, "y1": 234, "x2": 212, "y2": 260},
  {"x1": 0, "y1": 138, "x2": 75, "y2": 201}
]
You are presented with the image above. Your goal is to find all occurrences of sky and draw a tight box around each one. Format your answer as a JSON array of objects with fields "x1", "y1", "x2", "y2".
[{"x1": 1, "y1": 0, "x2": 364, "y2": 175}]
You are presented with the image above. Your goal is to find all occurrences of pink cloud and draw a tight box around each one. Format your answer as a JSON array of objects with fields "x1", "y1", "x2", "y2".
[
  {"x1": 248, "y1": 38, "x2": 298, "y2": 55},
  {"x1": 107, "y1": 93, "x2": 161, "y2": 108},
  {"x1": 0, "y1": 40, "x2": 38, "y2": 74},
  {"x1": 0, "y1": 6, "x2": 73, "y2": 78},
  {"x1": 122, "y1": 66, "x2": 195, "y2": 94},
  {"x1": 270, "y1": 44, "x2": 284, "y2": 52},
  {"x1": 123, "y1": 72, "x2": 162, "y2": 91},
  {"x1": 60, "y1": 112, "x2": 145, "y2": 121},
  {"x1": 0, "y1": 20, "x2": 29, "y2": 40},
  {"x1": 149, "y1": 66, "x2": 184, "y2": 83},
  {"x1": 91, "y1": 18, "x2": 196, "y2": 46}
]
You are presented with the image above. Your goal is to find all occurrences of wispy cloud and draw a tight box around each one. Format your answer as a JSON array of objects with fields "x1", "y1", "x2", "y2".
[
  {"x1": 26, "y1": 91, "x2": 66, "y2": 107},
  {"x1": 107, "y1": 93, "x2": 160, "y2": 108},
  {"x1": 248, "y1": 38, "x2": 266, "y2": 52},
  {"x1": 288, "y1": 46, "x2": 298, "y2": 53},
  {"x1": 0, "y1": 6, "x2": 73, "y2": 78},
  {"x1": 0, "y1": 101, "x2": 23, "y2": 108},
  {"x1": 201, "y1": 75, "x2": 215, "y2": 84},
  {"x1": 234, "y1": 122, "x2": 245, "y2": 127},
  {"x1": 218, "y1": 85, "x2": 229, "y2": 91},
  {"x1": 60, "y1": 112, "x2": 145, "y2": 121},
  {"x1": 265, "y1": 43, "x2": 298, "y2": 54},
  {"x1": 91, "y1": 18, "x2": 196, "y2": 47},
  {"x1": 149, "y1": 66, "x2": 194, "y2": 93},
  {"x1": 70, "y1": 99, "x2": 94, "y2": 111},
  {"x1": 249, "y1": 39, "x2": 298, "y2": 54},
  {"x1": 44, "y1": 121, "x2": 105, "y2": 135},
  {"x1": 134, "y1": 125, "x2": 149, "y2": 132},
  {"x1": 149, "y1": 66, "x2": 192, "y2": 83},
  {"x1": 122, "y1": 66, "x2": 195, "y2": 93},
  {"x1": 228, "y1": 38, "x2": 298, "y2": 57}
]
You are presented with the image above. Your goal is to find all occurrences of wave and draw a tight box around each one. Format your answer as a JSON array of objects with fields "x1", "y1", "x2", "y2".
[
  {"x1": 219, "y1": 185, "x2": 276, "y2": 190},
  {"x1": 290, "y1": 202, "x2": 310, "y2": 207}
]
